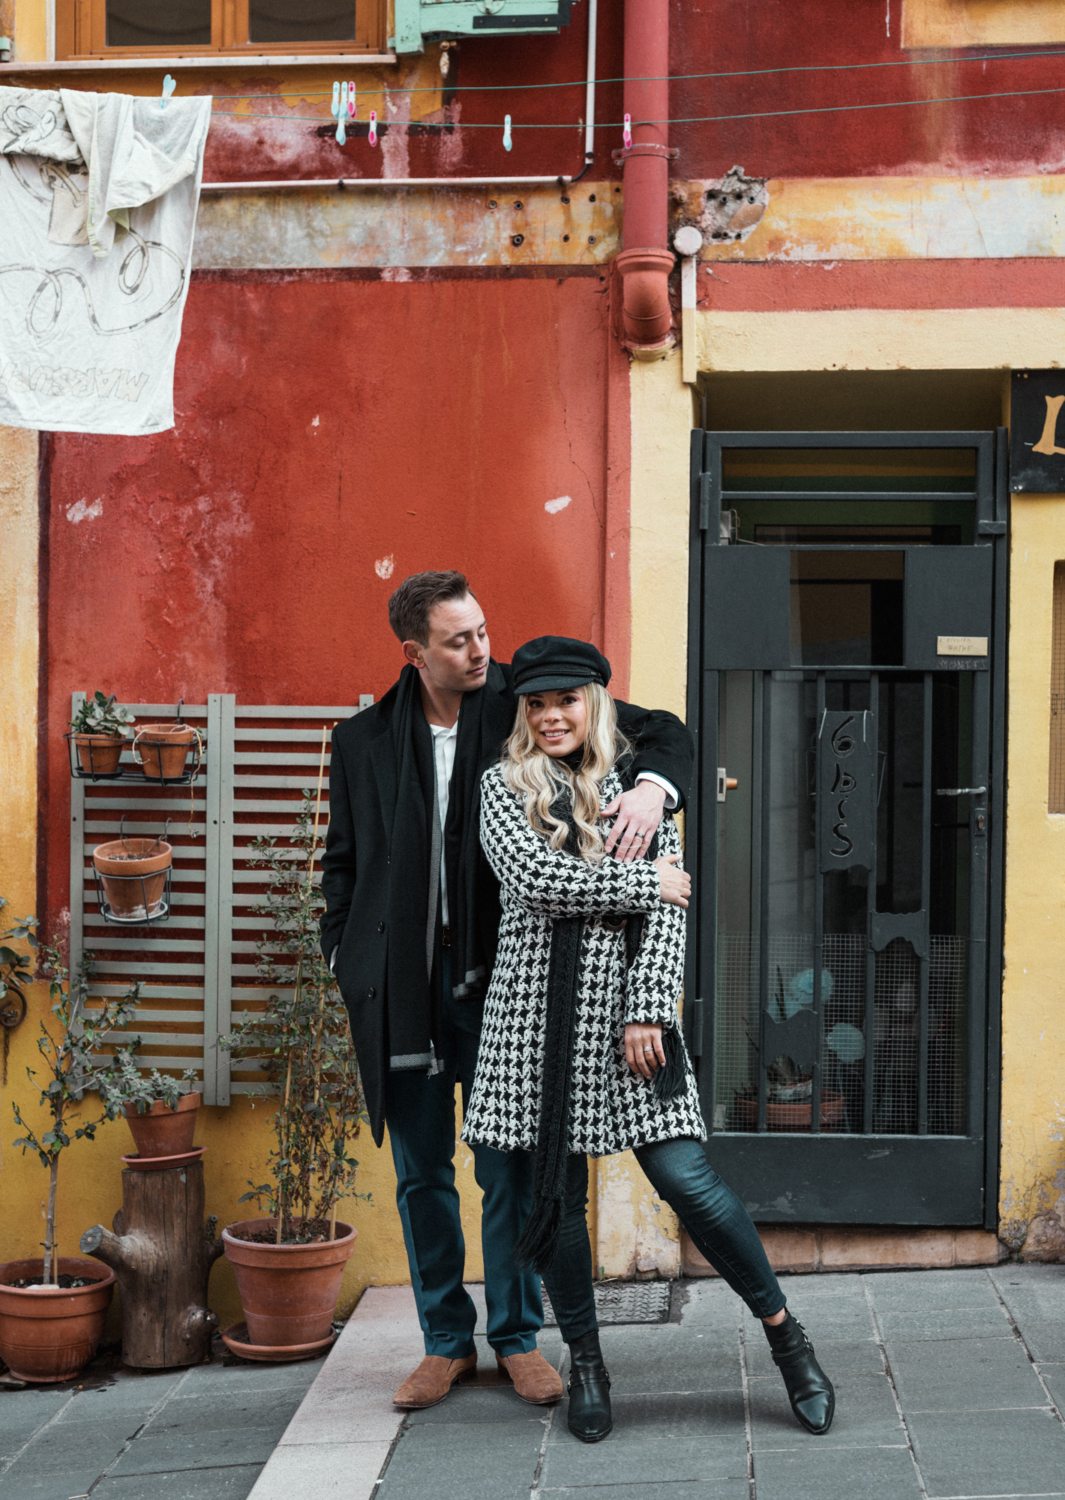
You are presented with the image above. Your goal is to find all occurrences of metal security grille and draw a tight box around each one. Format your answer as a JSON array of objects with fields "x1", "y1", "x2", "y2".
[
  {"x1": 1050, "y1": 562, "x2": 1065, "y2": 813},
  {"x1": 69, "y1": 692, "x2": 372, "y2": 1105}
]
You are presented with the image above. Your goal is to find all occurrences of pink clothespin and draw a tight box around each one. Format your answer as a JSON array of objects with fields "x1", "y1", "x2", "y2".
[
  {"x1": 369, "y1": 109, "x2": 378, "y2": 147},
  {"x1": 347, "y1": 81, "x2": 356, "y2": 118},
  {"x1": 623, "y1": 113, "x2": 632, "y2": 150}
]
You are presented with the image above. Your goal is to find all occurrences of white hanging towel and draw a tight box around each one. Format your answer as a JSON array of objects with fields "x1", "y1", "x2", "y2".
[{"x1": 0, "y1": 86, "x2": 211, "y2": 436}]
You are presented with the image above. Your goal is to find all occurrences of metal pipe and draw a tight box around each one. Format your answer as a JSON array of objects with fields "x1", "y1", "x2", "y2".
[
  {"x1": 200, "y1": 175, "x2": 571, "y2": 191},
  {"x1": 616, "y1": 0, "x2": 674, "y2": 351},
  {"x1": 583, "y1": 0, "x2": 598, "y2": 170}
]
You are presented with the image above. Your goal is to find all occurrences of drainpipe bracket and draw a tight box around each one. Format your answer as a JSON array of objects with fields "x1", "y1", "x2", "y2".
[{"x1": 612, "y1": 144, "x2": 679, "y2": 164}]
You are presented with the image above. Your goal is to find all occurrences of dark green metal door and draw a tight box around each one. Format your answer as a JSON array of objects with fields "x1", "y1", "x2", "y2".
[{"x1": 684, "y1": 430, "x2": 1007, "y2": 1227}]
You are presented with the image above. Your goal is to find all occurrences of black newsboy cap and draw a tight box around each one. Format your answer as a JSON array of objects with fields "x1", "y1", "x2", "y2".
[{"x1": 511, "y1": 636, "x2": 612, "y2": 696}]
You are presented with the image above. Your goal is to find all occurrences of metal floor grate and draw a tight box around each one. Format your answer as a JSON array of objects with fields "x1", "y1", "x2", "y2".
[{"x1": 542, "y1": 1280, "x2": 672, "y2": 1327}]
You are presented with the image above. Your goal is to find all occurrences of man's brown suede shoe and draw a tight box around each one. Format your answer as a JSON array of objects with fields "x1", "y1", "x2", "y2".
[
  {"x1": 495, "y1": 1349, "x2": 564, "y2": 1404},
  {"x1": 392, "y1": 1353, "x2": 478, "y2": 1410}
]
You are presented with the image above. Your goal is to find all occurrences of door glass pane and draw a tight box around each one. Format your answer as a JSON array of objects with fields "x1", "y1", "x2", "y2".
[
  {"x1": 107, "y1": 0, "x2": 211, "y2": 46},
  {"x1": 249, "y1": 1, "x2": 357, "y2": 41},
  {"x1": 790, "y1": 551, "x2": 904, "y2": 666},
  {"x1": 714, "y1": 668, "x2": 971, "y2": 1137}
]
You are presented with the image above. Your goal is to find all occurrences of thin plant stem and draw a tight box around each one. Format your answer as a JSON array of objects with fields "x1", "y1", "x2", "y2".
[{"x1": 45, "y1": 1156, "x2": 59, "y2": 1284}]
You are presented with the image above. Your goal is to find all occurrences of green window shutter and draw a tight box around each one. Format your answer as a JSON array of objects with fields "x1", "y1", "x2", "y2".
[{"x1": 392, "y1": 0, "x2": 575, "y2": 53}]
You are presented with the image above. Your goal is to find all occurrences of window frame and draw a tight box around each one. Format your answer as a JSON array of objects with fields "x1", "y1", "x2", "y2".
[{"x1": 59, "y1": 0, "x2": 388, "y2": 60}]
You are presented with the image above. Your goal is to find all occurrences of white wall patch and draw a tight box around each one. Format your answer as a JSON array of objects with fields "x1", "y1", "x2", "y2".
[
  {"x1": 66, "y1": 498, "x2": 103, "y2": 523},
  {"x1": 545, "y1": 495, "x2": 573, "y2": 514},
  {"x1": 375, "y1": 554, "x2": 395, "y2": 580}
]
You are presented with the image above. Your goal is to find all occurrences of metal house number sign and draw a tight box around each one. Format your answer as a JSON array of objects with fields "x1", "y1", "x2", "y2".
[{"x1": 818, "y1": 710, "x2": 876, "y2": 873}]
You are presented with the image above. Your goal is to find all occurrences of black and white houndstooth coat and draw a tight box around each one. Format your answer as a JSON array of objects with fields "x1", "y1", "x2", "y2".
[{"x1": 461, "y1": 764, "x2": 707, "y2": 1157}]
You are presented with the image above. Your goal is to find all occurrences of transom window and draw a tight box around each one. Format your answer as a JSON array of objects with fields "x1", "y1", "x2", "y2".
[{"x1": 60, "y1": 0, "x2": 387, "y2": 57}]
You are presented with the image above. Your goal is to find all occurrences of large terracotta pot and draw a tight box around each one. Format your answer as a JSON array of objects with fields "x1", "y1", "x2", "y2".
[
  {"x1": 72, "y1": 732, "x2": 125, "y2": 776},
  {"x1": 93, "y1": 837, "x2": 172, "y2": 921},
  {"x1": 124, "y1": 1092, "x2": 201, "y2": 1159},
  {"x1": 223, "y1": 1219, "x2": 356, "y2": 1350},
  {"x1": 734, "y1": 1091, "x2": 846, "y2": 1133},
  {"x1": 134, "y1": 723, "x2": 200, "y2": 780},
  {"x1": 0, "y1": 1258, "x2": 115, "y2": 1383}
]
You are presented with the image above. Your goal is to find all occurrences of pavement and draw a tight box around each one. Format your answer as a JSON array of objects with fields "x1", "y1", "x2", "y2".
[{"x1": 2, "y1": 1264, "x2": 1064, "y2": 1500}]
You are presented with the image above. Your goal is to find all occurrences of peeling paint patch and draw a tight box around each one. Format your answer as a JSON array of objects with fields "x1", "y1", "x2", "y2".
[
  {"x1": 545, "y1": 495, "x2": 573, "y2": 514},
  {"x1": 696, "y1": 166, "x2": 769, "y2": 247},
  {"x1": 65, "y1": 498, "x2": 103, "y2": 523},
  {"x1": 374, "y1": 554, "x2": 395, "y2": 580}
]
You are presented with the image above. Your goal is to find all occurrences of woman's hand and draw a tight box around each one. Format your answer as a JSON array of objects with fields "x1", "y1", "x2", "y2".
[
  {"x1": 625, "y1": 1023, "x2": 666, "y2": 1079},
  {"x1": 654, "y1": 854, "x2": 691, "y2": 908}
]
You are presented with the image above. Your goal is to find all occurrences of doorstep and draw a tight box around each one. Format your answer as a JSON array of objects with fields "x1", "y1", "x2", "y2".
[
  {"x1": 682, "y1": 1224, "x2": 1007, "y2": 1276},
  {"x1": 246, "y1": 1285, "x2": 420, "y2": 1500}
]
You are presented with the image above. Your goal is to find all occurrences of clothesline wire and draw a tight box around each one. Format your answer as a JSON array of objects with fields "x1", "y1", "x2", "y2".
[
  {"x1": 206, "y1": 44, "x2": 1065, "y2": 99},
  {"x1": 209, "y1": 81, "x2": 1065, "y2": 128}
]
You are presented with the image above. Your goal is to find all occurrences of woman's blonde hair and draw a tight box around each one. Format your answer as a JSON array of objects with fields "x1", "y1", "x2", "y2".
[{"x1": 500, "y1": 682, "x2": 632, "y2": 862}]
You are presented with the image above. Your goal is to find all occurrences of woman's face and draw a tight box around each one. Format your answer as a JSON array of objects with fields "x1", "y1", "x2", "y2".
[{"x1": 524, "y1": 687, "x2": 589, "y2": 759}]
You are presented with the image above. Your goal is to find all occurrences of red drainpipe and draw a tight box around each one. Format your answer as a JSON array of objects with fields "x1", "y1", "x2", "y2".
[{"x1": 615, "y1": 0, "x2": 674, "y2": 351}]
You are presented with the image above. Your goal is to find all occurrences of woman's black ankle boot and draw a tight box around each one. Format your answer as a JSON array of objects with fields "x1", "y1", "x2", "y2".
[
  {"x1": 763, "y1": 1310, "x2": 835, "y2": 1435},
  {"x1": 566, "y1": 1330, "x2": 612, "y2": 1443}
]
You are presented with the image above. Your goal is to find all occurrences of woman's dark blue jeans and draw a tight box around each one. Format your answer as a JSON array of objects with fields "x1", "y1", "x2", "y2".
[{"x1": 540, "y1": 1138, "x2": 786, "y2": 1343}]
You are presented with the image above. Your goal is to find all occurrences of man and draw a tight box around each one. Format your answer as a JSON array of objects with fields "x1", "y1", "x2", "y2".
[{"x1": 321, "y1": 570, "x2": 693, "y2": 1412}]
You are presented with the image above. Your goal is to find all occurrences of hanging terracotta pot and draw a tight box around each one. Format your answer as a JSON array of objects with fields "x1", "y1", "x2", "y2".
[
  {"x1": 72, "y1": 732, "x2": 126, "y2": 776},
  {"x1": 222, "y1": 1219, "x2": 356, "y2": 1355},
  {"x1": 93, "y1": 836, "x2": 172, "y2": 921},
  {"x1": 124, "y1": 1092, "x2": 202, "y2": 1160},
  {"x1": 0, "y1": 1258, "x2": 115, "y2": 1383},
  {"x1": 133, "y1": 723, "x2": 202, "y2": 781},
  {"x1": 734, "y1": 1091, "x2": 846, "y2": 1133}
]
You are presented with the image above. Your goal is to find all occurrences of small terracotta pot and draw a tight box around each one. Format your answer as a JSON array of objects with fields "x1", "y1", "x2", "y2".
[
  {"x1": 73, "y1": 732, "x2": 125, "y2": 776},
  {"x1": 123, "y1": 1091, "x2": 201, "y2": 1159},
  {"x1": 134, "y1": 723, "x2": 200, "y2": 780},
  {"x1": 734, "y1": 1092, "x2": 846, "y2": 1133},
  {"x1": 222, "y1": 1218, "x2": 356, "y2": 1351},
  {"x1": 0, "y1": 1258, "x2": 115, "y2": 1383},
  {"x1": 93, "y1": 838, "x2": 172, "y2": 921}
]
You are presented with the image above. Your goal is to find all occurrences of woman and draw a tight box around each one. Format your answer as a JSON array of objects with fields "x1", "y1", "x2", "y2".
[{"x1": 463, "y1": 636, "x2": 835, "y2": 1444}]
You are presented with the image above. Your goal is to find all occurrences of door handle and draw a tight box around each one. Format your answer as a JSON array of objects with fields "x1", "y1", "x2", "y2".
[
  {"x1": 717, "y1": 768, "x2": 739, "y2": 803},
  {"x1": 935, "y1": 787, "x2": 986, "y2": 797}
]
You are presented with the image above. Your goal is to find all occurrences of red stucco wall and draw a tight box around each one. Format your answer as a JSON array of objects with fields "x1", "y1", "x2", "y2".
[{"x1": 42, "y1": 271, "x2": 625, "y2": 924}]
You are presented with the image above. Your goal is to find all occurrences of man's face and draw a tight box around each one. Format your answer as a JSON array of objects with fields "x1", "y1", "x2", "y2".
[{"x1": 404, "y1": 593, "x2": 490, "y2": 694}]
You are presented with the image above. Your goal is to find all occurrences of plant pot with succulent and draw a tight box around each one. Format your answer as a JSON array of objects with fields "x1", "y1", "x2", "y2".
[
  {"x1": 97, "y1": 1044, "x2": 201, "y2": 1163},
  {"x1": 0, "y1": 919, "x2": 139, "y2": 1382},
  {"x1": 67, "y1": 692, "x2": 135, "y2": 778},
  {"x1": 133, "y1": 718, "x2": 203, "y2": 782},
  {"x1": 92, "y1": 826, "x2": 172, "y2": 923},
  {"x1": 221, "y1": 765, "x2": 365, "y2": 1361}
]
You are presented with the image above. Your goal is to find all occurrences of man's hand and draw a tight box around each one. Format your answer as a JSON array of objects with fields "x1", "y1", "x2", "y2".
[{"x1": 603, "y1": 780, "x2": 669, "y2": 861}]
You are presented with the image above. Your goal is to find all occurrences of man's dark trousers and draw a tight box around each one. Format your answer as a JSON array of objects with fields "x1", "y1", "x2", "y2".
[{"x1": 384, "y1": 949, "x2": 543, "y2": 1358}]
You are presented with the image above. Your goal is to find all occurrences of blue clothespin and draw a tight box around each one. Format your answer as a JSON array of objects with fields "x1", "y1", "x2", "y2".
[
  {"x1": 161, "y1": 74, "x2": 176, "y2": 111},
  {"x1": 331, "y1": 82, "x2": 348, "y2": 145},
  {"x1": 503, "y1": 114, "x2": 512, "y2": 152}
]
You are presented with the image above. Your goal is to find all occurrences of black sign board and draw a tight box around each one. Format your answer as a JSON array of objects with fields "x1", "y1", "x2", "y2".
[
  {"x1": 1011, "y1": 369, "x2": 1065, "y2": 493},
  {"x1": 818, "y1": 709, "x2": 876, "y2": 874}
]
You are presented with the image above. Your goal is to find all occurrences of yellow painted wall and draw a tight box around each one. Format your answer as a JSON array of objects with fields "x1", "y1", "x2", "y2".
[{"x1": 999, "y1": 499, "x2": 1065, "y2": 1252}]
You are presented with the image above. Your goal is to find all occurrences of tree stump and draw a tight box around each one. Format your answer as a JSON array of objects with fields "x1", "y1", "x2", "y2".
[{"x1": 80, "y1": 1159, "x2": 224, "y2": 1368}]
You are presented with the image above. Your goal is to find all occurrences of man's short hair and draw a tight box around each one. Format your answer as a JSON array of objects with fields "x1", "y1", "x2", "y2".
[{"x1": 388, "y1": 570, "x2": 474, "y2": 645}]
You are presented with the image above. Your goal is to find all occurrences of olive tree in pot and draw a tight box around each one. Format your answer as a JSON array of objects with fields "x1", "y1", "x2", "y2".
[
  {"x1": 97, "y1": 1045, "x2": 201, "y2": 1162},
  {"x1": 220, "y1": 784, "x2": 364, "y2": 1360},
  {"x1": 0, "y1": 917, "x2": 139, "y2": 1382}
]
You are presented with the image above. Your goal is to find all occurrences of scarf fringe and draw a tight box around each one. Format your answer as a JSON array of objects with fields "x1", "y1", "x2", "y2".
[
  {"x1": 652, "y1": 1026, "x2": 687, "y2": 1102},
  {"x1": 514, "y1": 1194, "x2": 564, "y2": 1273}
]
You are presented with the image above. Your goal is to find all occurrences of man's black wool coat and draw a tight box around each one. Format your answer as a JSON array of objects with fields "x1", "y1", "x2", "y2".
[{"x1": 320, "y1": 658, "x2": 694, "y2": 1146}]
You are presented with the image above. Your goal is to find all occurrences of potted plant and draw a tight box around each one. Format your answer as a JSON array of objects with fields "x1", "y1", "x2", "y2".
[
  {"x1": 0, "y1": 921, "x2": 139, "y2": 1382},
  {"x1": 68, "y1": 692, "x2": 135, "y2": 777},
  {"x1": 221, "y1": 783, "x2": 364, "y2": 1359},
  {"x1": 133, "y1": 720, "x2": 203, "y2": 781},
  {"x1": 96, "y1": 1043, "x2": 201, "y2": 1161},
  {"x1": 93, "y1": 829, "x2": 172, "y2": 922}
]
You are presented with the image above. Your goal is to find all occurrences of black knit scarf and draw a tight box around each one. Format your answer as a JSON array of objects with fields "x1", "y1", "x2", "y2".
[{"x1": 513, "y1": 755, "x2": 685, "y2": 1274}]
